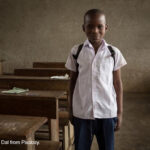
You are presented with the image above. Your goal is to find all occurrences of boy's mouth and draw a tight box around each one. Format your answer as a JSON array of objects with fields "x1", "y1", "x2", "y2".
[
  {"x1": 90, "y1": 36, "x2": 101, "y2": 40},
  {"x1": 89, "y1": 34, "x2": 101, "y2": 39}
]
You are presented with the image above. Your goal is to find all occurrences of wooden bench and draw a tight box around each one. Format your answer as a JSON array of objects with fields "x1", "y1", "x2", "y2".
[
  {"x1": 33, "y1": 62, "x2": 65, "y2": 68},
  {"x1": 0, "y1": 115, "x2": 48, "y2": 150},
  {"x1": 14, "y1": 68, "x2": 70, "y2": 77},
  {"x1": 36, "y1": 141, "x2": 62, "y2": 150}
]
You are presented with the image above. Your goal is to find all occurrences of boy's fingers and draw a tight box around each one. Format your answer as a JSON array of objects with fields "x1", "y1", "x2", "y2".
[
  {"x1": 114, "y1": 123, "x2": 120, "y2": 131},
  {"x1": 114, "y1": 117, "x2": 122, "y2": 132}
]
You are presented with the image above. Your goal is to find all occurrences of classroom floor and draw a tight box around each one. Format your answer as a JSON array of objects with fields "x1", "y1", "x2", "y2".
[{"x1": 72, "y1": 93, "x2": 150, "y2": 150}]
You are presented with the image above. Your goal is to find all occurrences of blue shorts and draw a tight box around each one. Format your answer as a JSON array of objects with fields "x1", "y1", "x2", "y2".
[{"x1": 73, "y1": 116, "x2": 118, "y2": 150}]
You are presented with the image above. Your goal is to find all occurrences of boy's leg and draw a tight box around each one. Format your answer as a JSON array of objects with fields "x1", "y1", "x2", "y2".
[
  {"x1": 73, "y1": 116, "x2": 94, "y2": 150},
  {"x1": 95, "y1": 117, "x2": 117, "y2": 150}
]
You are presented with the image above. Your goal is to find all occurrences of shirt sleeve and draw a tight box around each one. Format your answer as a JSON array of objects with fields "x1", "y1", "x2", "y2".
[
  {"x1": 65, "y1": 45, "x2": 78, "y2": 72},
  {"x1": 113, "y1": 47, "x2": 127, "y2": 71}
]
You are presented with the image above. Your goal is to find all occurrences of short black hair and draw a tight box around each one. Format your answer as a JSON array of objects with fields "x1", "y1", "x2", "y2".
[{"x1": 84, "y1": 9, "x2": 105, "y2": 23}]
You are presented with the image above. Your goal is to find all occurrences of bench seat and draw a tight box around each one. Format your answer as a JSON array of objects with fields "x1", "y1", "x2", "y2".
[{"x1": 36, "y1": 141, "x2": 62, "y2": 150}]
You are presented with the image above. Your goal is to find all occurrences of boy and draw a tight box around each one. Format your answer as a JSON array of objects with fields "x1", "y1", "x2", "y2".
[{"x1": 65, "y1": 9, "x2": 127, "y2": 150}]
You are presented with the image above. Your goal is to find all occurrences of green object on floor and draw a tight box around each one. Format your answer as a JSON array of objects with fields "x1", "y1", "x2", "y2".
[{"x1": 1, "y1": 87, "x2": 29, "y2": 94}]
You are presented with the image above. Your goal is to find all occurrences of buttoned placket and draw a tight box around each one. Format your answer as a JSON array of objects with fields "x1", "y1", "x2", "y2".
[
  {"x1": 84, "y1": 44, "x2": 95, "y2": 119},
  {"x1": 91, "y1": 45, "x2": 105, "y2": 119}
]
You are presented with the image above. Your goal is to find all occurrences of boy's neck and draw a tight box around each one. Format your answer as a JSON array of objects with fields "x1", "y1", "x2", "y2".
[{"x1": 90, "y1": 40, "x2": 103, "y2": 53}]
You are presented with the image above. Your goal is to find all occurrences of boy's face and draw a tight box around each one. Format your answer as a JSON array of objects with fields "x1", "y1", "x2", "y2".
[{"x1": 83, "y1": 13, "x2": 108, "y2": 44}]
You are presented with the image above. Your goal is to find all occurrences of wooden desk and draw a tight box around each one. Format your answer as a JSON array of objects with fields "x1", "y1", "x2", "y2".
[
  {"x1": 0, "y1": 75, "x2": 70, "y2": 148},
  {"x1": 33, "y1": 62, "x2": 65, "y2": 68},
  {"x1": 0, "y1": 115, "x2": 47, "y2": 150},
  {"x1": 13, "y1": 69, "x2": 69, "y2": 108},
  {"x1": 0, "y1": 75, "x2": 69, "y2": 91},
  {"x1": 0, "y1": 89, "x2": 65, "y2": 141},
  {"x1": 14, "y1": 68, "x2": 70, "y2": 77}
]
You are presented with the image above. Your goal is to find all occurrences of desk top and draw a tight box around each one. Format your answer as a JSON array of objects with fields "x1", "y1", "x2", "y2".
[
  {"x1": 0, "y1": 89, "x2": 65, "y2": 99},
  {"x1": 0, "y1": 75, "x2": 70, "y2": 90},
  {"x1": 15, "y1": 68, "x2": 68, "y2": 71},
  {"x1": 0, "y1": 115, "x2": 47, "y2": 139},
  {"x1": 0, "y1": 75, "x2": 69, "y2": 80},
  {"x1": 14, "y1": 68, "x2": 70, "y2": 77}
]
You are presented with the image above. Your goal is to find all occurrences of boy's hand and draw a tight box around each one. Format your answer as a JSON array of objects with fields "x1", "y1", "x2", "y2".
[{"x1": 114, "y1": 113, "x2": 122, "y2": 131}]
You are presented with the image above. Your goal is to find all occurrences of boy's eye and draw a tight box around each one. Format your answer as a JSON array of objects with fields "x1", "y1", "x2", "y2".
[
  {"x1": 86, "y1": 24, "x2": 104, "y2": 29},
  {"x1": 98, "y1": 25, "x2": 103, "y2": 29}
]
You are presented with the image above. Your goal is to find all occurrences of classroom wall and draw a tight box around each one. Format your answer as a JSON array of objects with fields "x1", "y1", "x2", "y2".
[{"x1": 0, "y1": 0, "x2": 150, "y2": 92}]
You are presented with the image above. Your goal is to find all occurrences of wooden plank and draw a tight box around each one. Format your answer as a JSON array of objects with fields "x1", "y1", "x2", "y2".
[
  {"x1": 0, "y1": 115, "x2": 47, "y2": 139},
  {"x1": 14, "y1": 68, "x2": 70, "y2": 77},
  {"x1": 0, "y1": 143, "x2": 28, "y2": 150},
  {"x1": 0, "y1": 62, "x2": 2, "y2": 75},
  {"x1": 68, "y1": 122, "x2": 74, "y2": 146},
  {"x1": 64, "y1": 126, "x2": 69, "y2": 150},
  {"x1": 36, "y1": 141, "x2": 62, "y2": 150},
  {"x1": 35, "y1": 124, "x2": 64, "y2": 139},
  {"x1": 0, "y1": 75, "x2": 69, "y2": 91},
  {"x1": 0, "y1": 91, "x2": 60, "y2": 119},
  {"x1": 0, "y1": 115, "x2": 47, "y2": 150},
  {"x1": 59, "y1": 111, "x2": 69, "y2": 126},
  {"x1": 0, "y1": 89, "x2": 66, "y2": 98},
  {"x1": 33, "y1": 62, "x2": 65, "y2": 68},
  {"x1": 0, "y1": 96, "x2": 56, "y2": 118},
  {"x1": 48, "y1": 97, "x2": 59, "y2": 141},
  {"x1": 48, "y1": 119, "x2": 59, "y2": 141}
]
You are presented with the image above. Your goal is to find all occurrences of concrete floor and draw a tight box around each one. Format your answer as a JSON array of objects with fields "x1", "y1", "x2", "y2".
[{"x1": 72, "y1": 93, "x2": 150, "y2": 150}]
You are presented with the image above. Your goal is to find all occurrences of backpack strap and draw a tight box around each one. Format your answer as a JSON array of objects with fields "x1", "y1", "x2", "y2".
[
  {"x1": 72, "y1": 44, "x2": 83, "y2": 73},
  {"x1": 107, "y1": 45, "x2": 115, "y2": 68},
  {"x1": 72, "y1": 44, "x2": 115, "y2": 72}
]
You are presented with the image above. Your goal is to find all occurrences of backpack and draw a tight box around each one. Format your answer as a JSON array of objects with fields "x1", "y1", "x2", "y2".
[{"x1": 72, "y1": 44, "x2": 115, "y2": 73}]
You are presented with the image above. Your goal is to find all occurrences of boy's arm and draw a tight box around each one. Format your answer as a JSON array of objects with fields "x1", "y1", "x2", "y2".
[
  {"x1": 113, "y1": 69, "x2": 123, "y2": 131},
  {"x1": 69, "y1": 71, "x2": 78, "y2": 124}
]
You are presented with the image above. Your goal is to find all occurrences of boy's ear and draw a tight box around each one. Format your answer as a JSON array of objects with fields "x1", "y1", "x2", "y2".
[
  {"x1": 82, "y1": 24, "x2": 85, "y2": 32},
  {"x1": 105, "y1": 24, "x2": 108, "y2": 31}
]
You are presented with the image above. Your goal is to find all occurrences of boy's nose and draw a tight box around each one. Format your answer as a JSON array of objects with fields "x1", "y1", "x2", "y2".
[{"x1": 91, "y1": 27, "x2": 99, "y2": 33}]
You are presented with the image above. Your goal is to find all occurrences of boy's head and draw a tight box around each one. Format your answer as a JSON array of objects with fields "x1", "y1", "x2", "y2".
[{"x1": 83, "y1": 9, "x2": 108, "y2": 44}]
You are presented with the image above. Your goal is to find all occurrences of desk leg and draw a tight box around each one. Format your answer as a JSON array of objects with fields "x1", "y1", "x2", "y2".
[
  {"x1": 48, "y1": 119, "x2": 59, "y2": 141},
  {"x1": 26, "y1": 133, "x2": 35, "y2": 150},
  {"x1": 64, "y1": 125, "x2": 69, "y2": 150},
  {"x1": 48, "y1": 98, "x2": 59, "y2": 141}
]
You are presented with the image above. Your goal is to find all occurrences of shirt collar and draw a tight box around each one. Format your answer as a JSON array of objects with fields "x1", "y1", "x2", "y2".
[{"x1": 83, "y1": 39, "x2": 108, "y2": 50}]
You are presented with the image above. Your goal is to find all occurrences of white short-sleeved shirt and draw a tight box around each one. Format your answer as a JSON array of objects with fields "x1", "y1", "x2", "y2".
[{"x1": 65, "y1": 39, "x2": 127, "y2": 119}]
